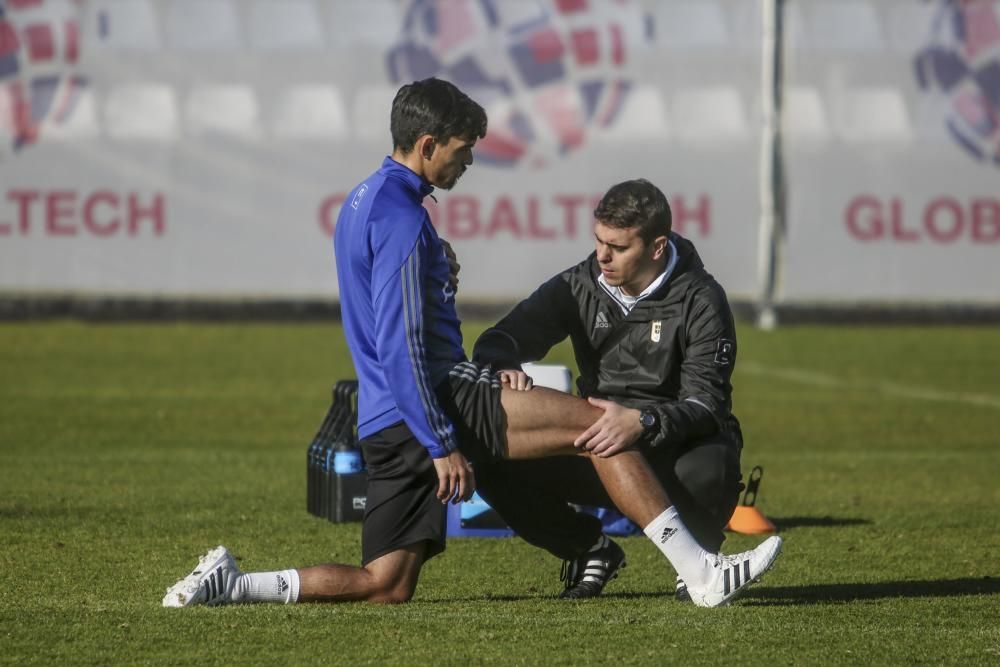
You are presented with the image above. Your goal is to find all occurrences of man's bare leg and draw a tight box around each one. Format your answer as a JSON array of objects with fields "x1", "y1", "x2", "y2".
[
  {"x1": 499, "y1": 385, "x2": 782, "y2": 606},
  {"x1": 163, "y1": 543, "x2": 429, "y2": 607},
  {"x1": 297, "y1": 544, "x2": 426, "y2": 604},
  {"x1": 500, "y1": 385, "x2": 670, "y2": 525},
  {"x1": 499, "y1": 385, "x2": 598, "y2": 457},
  {"x1": 588, "y1": 452, "x2": 671, "y2": 527}
]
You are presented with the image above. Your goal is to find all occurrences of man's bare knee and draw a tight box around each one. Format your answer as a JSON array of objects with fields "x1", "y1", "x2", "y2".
[
  {"x1": 367, "y1": 581, "x2": 416, "y2": 604},
  {"x1": 362, "y1": 545, "x2": 424, "y2": 603},
  {"x1": 363, "y1": 566, "x2": 418, "y2": 603}
]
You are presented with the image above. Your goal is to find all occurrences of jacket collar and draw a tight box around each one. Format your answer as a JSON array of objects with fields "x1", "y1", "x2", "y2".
[
  {"x1": 379, "y1": 156, "x2": 435, "y2": 200},
  {"x1": 596, "y1": 240, "x2": 679, "y2": 314}
]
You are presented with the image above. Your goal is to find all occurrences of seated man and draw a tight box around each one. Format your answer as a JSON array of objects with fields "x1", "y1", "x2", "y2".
[
  {"x1": 162, "y1": 81, "x2": 780, "y2": 610},
  {"x1": 473, "y1": 178, "x2": 752, "y2": 601}
]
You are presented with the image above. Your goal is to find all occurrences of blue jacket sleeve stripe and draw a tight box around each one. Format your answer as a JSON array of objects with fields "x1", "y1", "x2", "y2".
[{"x1": 401, "y1": 248, "x2": 458, "y2": 455}]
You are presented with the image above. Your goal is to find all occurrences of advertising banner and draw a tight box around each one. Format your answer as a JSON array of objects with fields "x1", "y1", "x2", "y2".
[
  {"x1": 779, "y1": 0, "x2": 1000, "y2": 304},
  {"x1": 6, "y1": 0, "x2": 992, "y2": 307},
  {"x1": 0, "y1": 0, "x2": 762, "y2": 301}
]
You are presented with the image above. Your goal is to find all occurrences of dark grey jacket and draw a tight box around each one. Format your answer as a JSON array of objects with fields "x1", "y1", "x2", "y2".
[{"x1": 472, "y1": 234, "x2": 741, "y2": 450}]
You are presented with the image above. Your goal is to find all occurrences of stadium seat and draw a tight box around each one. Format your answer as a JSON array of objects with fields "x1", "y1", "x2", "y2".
[
  {"x1": 653, "y1": 0, "x2": 729, "y2": 51},
  {"x1": 806, "y1": 0, "x2": 884, "y2": 53},
  {"x1": 271, "y1": 85, "x2": 348, "y2": 141},
  {"x1": 782, "y1": 85, "x2": 831, "y2": 145},
  {"x1": 166, "y1": 0, "x2": 242, "y2": 51},
  {"x1": 103, "y1": 83, "x2": 178, "y2": 141},
  {"x1": 83, "y1": 0, "x2": 160, "y2": 51},
  {"x1": 352, "y1": 84, "x2": 396, "y2": 141},
  {"x1": 594, "y1": 84, "x2": 669, "y2": 142},
  {"x1": 185, "y1": 85, "x2": 261, "y2": 139},
  {"x1": 522, "y1": 363, "x2": 573, "y2": 393},
  {"x1": 249, "y1": 0, "x2": 324, "y2": 52},
  {"x1": 44, "y1": 88, "x2": 100, "y2": 140},
  {"x1": 327, "y1": 0, "x2": 401, "y2": 49},
  {"x1": 833, "y1": 86, "x2": 912, "y2": 143},
  {"x1": 671, "y1": 86, "x2": 749, "y2": 143}
]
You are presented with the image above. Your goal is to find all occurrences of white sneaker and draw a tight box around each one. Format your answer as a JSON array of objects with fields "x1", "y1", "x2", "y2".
[
  {"x1": 162, "y1": 546, "x2": 241, "y2": 608},
  {"x1": 687, "y1": 535, "x2": 782, "y2": 608}
]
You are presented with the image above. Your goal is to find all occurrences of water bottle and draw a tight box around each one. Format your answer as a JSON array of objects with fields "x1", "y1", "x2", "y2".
[{"x1": 334, "y1": 443, "x2": 363, "y2": 475}]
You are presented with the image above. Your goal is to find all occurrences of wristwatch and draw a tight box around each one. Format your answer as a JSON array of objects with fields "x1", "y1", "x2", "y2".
[{"x1": 638, "y1": 409, "x2": 659, "y2": 433}]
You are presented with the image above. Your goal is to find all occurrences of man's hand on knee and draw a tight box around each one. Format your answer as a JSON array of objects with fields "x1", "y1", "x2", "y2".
[
  {"x1": 498, "y1": 369, "x2": 533, "y2": 391},
  {"x1": 573, "y1": 397, "x2": 644, "y2": 457},
  {"x1": 432, "y1": 450, "x2": 476, "y2": 504}
]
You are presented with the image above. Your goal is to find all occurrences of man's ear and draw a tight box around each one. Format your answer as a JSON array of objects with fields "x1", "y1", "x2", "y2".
[
  {"x1": 416, "y1": 135, "x2": 436, "y2": 160},
  {"x1": 652, "y1": 235, "x2": 669, "y2": 260}
]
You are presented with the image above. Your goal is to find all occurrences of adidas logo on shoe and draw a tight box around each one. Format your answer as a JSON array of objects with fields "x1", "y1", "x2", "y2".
[
  {"x1": 722, "y1": 559, "x2": 750, "y2": 597},
  {"x1": 686, "y1": 535, "x2": 783, "y2": 608},
  {"x1": 162, "y1": 545, "x2": 242, "y2": 608},
  {"x1": 559, "y1": 536, "x2": 626, "y2": 600}
]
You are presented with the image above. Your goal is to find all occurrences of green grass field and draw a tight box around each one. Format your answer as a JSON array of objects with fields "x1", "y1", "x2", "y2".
[{"x1": 1, "y1": 321, "x2": 998, "y2": 665}]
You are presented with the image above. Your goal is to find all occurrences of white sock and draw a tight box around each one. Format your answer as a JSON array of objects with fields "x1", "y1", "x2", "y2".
[
  {"x1": 642, "y1": 507, "x2": 714, "y2": 586},
  {"x1": 231, "y1": 569, "x2": 300, "y2": 604}
]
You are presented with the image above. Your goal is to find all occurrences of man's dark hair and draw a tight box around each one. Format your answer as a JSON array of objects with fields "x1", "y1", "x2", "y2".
[
  {"x1": 390, "y1": 78, "x2": 488, "y2": 153},
  {"x1": 593, "y1": 179, "x2": 672, "y2": 244}
]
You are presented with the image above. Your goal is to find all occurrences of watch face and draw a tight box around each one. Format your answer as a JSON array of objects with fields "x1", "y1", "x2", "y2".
[{"x1": 640, "y1": 411, "x2": 656, "y2": 428}]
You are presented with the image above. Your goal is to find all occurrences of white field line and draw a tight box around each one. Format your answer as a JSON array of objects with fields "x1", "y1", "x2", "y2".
[{"x1": 739, "y1": 362, "x2": 1000, "y2": 411}]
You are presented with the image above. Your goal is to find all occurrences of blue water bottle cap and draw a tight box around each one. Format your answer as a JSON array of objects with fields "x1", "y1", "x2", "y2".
[{"x1": 334, "y1": 448, "x2": 363, "y2": 475}]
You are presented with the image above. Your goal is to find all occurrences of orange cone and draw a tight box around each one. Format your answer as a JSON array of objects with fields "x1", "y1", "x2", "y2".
[
  {"x1": 726, "y1": 505, "x2": 777, "y2": 534},
  {"x1": 725, "y1": 465, "x2": 777, "y2": 534}
]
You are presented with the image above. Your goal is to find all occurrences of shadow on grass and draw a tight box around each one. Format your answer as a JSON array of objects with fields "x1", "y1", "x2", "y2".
[
  {"x1": 436, "y1": 593, "x2": 547, "y2": 603},
  {"x1": 770, "y1": 516, "x2": 872, "y2": 530},
  {"x1": 746, "y1": 576, "x2": 998, "y2": 605},
  {"x1": 441, "y1": 590, "x2": 676, "y2": 603},
  {"x1": 601, "y1": 591, "x2": 676, "y2": 601},
  {"x1": 436, "y1": 590, "x2": 674, "y2": 604}
]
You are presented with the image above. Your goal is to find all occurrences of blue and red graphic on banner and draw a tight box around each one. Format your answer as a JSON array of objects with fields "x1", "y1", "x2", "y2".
[
  {"x1": 0, "y1": 0, "x2": 103, "y2": 153},
  {"x1": 915, "y1": 0, "x2": 1000, "y2": 167},
  {"x1": 387, "y1": 0, "x2": 648, "y2": 168}
]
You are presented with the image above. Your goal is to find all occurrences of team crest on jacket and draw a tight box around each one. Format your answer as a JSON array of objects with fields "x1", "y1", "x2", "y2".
[
  {"x1": 650, "y1": 320, "x2": 662, "y2": 342},
  {"x1": 714, "y1": 339, "x2": 734, "y2": 365}
]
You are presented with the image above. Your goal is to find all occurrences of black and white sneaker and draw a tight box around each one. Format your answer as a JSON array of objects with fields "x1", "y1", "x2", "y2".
[
  {"x1": 687, "y1": 536, "x2": 783, "y2": 608},
  {"x1": 558, "y1": 535, "x2": 626, "y2": 599},
  {"x1": 675, "y1": 576, "x2": 691, "y2": 603},
  {"x1": 162, "y1": 546, "x2": 241, "y2": 608}
]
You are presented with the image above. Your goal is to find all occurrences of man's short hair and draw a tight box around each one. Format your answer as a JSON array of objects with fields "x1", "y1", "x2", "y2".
[
  {"x1": 593, "y1": 179, "x2": 672, "y2": 244},
  {"x1": 390, "y1": 78, "x2": 488, "y2": 153}
]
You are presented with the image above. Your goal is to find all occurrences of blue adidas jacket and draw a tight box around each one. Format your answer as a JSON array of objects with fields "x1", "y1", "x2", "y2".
[{"x1": 334, "y1": 157, "x2": 464, "y2": 459}]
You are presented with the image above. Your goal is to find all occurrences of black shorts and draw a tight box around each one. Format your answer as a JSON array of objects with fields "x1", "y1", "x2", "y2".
[
  {"x1": 435, "y1": 361, "x2": 508, "y2": 463},
  {"x1": 360, "y1": 422, "x2": 447, "y2": 566}
]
